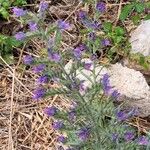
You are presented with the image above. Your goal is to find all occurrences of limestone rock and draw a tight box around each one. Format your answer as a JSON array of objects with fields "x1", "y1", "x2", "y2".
[
  {"x1": 109, "y1": 63, "x2": 150, "y2": 100},
  {"x1": 130, "y1": 20, "x2": 150, "y2": 56},
  {"x1": 108, "y1": 63, "x2": 150, "y2": 117},
  {"x1": 65, "y1": 60, "x2": 150, "y2": 116}
]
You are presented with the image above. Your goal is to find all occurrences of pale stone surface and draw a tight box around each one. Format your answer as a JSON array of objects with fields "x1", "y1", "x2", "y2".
[
  {"x1": 108, "y1": 63, "x2": 150, "y2": 117},
  {"x1": 130, "y1": 20, "x2": 150, "y2": 56},
  {"x1": 65, "y1": 60, "x2": 150, "y2": 116},
  {"x1": 109, "y1": 63, "x2": 150, "y2": 100},
  {"x1": 64, "y1": 59, "x2": 108, "y2": 90}
]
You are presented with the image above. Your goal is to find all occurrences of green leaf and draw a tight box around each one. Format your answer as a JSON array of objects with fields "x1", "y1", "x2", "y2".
[
  {"x1": 145, "y1": 2, "x2": 150, "y2": 9},
  {"x1": 144, "y1": 14, "x2": 150, "y2": 20},
  {"x1": 0, "y1": 34, "x2": 22, "y2": 64},
  {"x1": 135, "y1": 3, "x2": 145, "y2": 13},
  {"x1": 66, "y1": 131, "x2": 81, "y2": 146},
  {"x1": 12, "y1": 0, "x2": 27, "y2": 6},
  {"x1": 2, "y1": 54, "x2": 14, "y2": 65},
  {"x1": 0, "y1": 7, "x2": 9, "y2": 19},
  {"x1": 54, "y1": 30, "x2": 62, "y2": 48},
  {"x1": 114, "y1": 26, "x2": 125, "y2": 36},
  {"x1": 119, "y1": 4, "x2": 134, "y2": 21},
  {"x1": 103, "y1": 22, "x2": 113, "y2": 33},
  {"x1": 131, "y1": 15, "x2": 140, "y2": 25},
  {"x1": 139, "y1": 56, "x2": 145, "y2": 65},
  {"x1": 2, "y1": 1, "x2": 11, "y2": 8},
  {"x1": 139, "y1": 56, "x2": 149, "y2": 70}
]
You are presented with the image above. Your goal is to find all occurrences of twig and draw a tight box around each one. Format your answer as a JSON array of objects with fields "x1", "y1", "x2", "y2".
[
  {"x1": 64, "y1": 1, "x2": 82, "y2": 21},
  {"x1": 8, "y1": 69, "x2": 15, "y2": 150},
  {"x1": 16, "y1": 43, "x2": 27, "y2": 68},
  {"x1": 0, "y1": 56, "x2": 33, "y2": 96},
  {"x1": 114, "y1": 0, "x2": 124, "y2": 26}
]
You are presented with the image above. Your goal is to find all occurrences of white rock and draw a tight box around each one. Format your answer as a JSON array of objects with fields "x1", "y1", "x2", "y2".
[
  {"x1": 130, "y1": 20, "x2": 150, "y2": 56},
  {"x1": 64, "y1": 59, "x2": 108, "y2": 90},
  {"x1": 65, "y1": 60, "x2": 150, "y2": 116},
  {"x1": 109, "y1": 63, "x2": 150, "y2": 100},
  {"x1": 108, "y1": 63, "x2": 150, "y2": 117}
]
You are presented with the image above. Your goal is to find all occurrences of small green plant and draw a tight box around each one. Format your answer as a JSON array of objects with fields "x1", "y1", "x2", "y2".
[
  {"x1": 120, "y1": 1, "x2": 150, "y2": 24},
  {"x1": 0, "y1": 0, "x2": 27, "y2": 19},
  {"x1": 0, "y1": 34, "x2": 22, "y2": 63}
]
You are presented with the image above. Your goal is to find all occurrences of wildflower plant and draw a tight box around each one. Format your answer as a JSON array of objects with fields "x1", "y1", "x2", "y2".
[{"x1": 15, "y1": 1, "x2": 150, "y2": 150}]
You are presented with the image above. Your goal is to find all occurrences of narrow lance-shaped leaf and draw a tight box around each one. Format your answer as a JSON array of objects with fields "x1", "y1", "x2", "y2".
[{"x1": 119, "y1": 4, "x2": 134, "y2": 21}]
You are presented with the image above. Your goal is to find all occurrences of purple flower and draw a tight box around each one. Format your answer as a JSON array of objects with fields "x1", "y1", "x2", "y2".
[
  {"x1": 137, "y1": 136, "x2": 149, "y2": 145},
  {"x1": 32, "y1": 88, "x2": 45, "y2": 100},
  {"x1": 39, "y1": 1, "x2": 48, "y2": 12},
  {"x1": 102, "y1": 39, "x2": 110, "y2": 46},
  {"x1": 112, "y1": 133, "x2": 119, "y2": 142},
  {"x1": 116, "y1": 110, "x2": 128, "y2": 121},
  {"x1": 78, "y1": 44, "x2": 87, "y2": 51},
  {"x1": 13, "y1": 7, "x2": 27, "y2": 17},
  {"x1": 77, "y1": 128, "x2": 90, "y2": 141},
  {"x1": 78, "y1": 10, "x2": 100, "y2": 30},
  {"x1": 15, "y1": 32, "x2": 26, "y2": 41},
  {"x1": 79, "y1": 81, "x2": 87, "y2": 94},
  {"x1": 73, "y1": 48, "x2": 82, "y2": 59},
  {"x1": 70, "y1": 101, "x2": 78, "y2": 110},
  {"x1": 48, "y1": 52, "x2": 61, "y2": 62},
  {"x1": 52, "y1": 121, "x2": 64, "y2": 130},
  {"x1": 78, "y1": 10, "x2": 87, "y2": 20},
  {"x1": 96, "y1": 2, "x2": 106, "y2": 13},
  {"x1": 90, "y1": 54, "x2": 97, "y2": 61},
  {"x1": 57, "y1": 20, "x2": 70, "y2": 30},
  {"x1": 73, "y1": 44, "x2": 87, "y2": 59},
  {"x1": 102, "y1": 73, "x2": 109, "y2": 85},
  {"x1": 111, "y1": 90, "x2": 120, "y2": 99},
  {"x1": 128, "y1": 108, "x2": 139, "y2": 117},
  {"x1": 68, "y1": 111, "x2": 76, "y2": 122},
  {"x1": 82, "y1": 19, "x2": 100, "y2": 30},
  {"x1": 57, "y1": 135, "x2": 66, "y2": 143},
  {"x1": 124, "y1": 132, "x2": 135, "y2": 141},
  {"x1": 101, "y1": 74, "x2": 112, "y2": 94},
  {"x1": 28, "y1": 21, "x2": 38, "y2": 31},
  {"x1": 23, "y1": 55, "x2": 34, "y2": 65},
  {"x1": 88, "y1": 32, "x2": 96, "y2": 41},
  {"x1": 32, "y1": 64, "x2": 46, "y2": 73},
  {"x1": 37, "y1": 75, "x2": 48, "y2": 84},
  {"x1": 44, "y1": 106, "x2": 57, "y2": 116},
  {"x1": 84, "y1": 62, "x2": 92, "y2": 70},
  {"x1": 90, "y1": 20, "x2": 101, "y2": 30}
]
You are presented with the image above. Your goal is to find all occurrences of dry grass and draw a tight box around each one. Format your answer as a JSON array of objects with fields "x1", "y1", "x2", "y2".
[
  {"x1": 0, "y1": 0, "x2": 150, "y2": 150},
  {"x1": 0, "y1": 58, "x2": 71, "y2": 149}
]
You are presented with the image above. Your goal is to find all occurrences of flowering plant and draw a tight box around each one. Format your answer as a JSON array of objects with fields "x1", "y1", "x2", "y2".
[{"x1": 14, "y1": 1, "x2": 150, "y2": 150}]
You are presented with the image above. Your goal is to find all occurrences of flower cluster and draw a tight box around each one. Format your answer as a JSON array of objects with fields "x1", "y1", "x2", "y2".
[
  {"x1": 20, "y1": 1, "x2": 150, "y2": 149},
  {"x1": 78, "y1": 10, "x2": 101, "y2": 30},
  {"x1": 38, "y1": 1, "x2": 48, "y2": 12},
  {"x1": 13, "y1": 7, "x2": 27, "y2": 17},
  {"x1": 13, "y1": 1, "x2": 70, "y2": 42},
  {"x1": 101, "y1": 73, "x2": 120, "y2": 99},
  {"x1": 28, "y1": 21, "x2": 38, "y2": 31},
  {"x1": 57, "y1": 20, "x2": 70, "y2": 30},
  {"x1": 96, "y1": 2, "x2": 106, "y2": 13},
  {"x1": 15, "y1": 32, "x2": 26, "y2": 41},
  {"x1": 73, "y1": 44, "x2": 87, "y2": 59}
]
